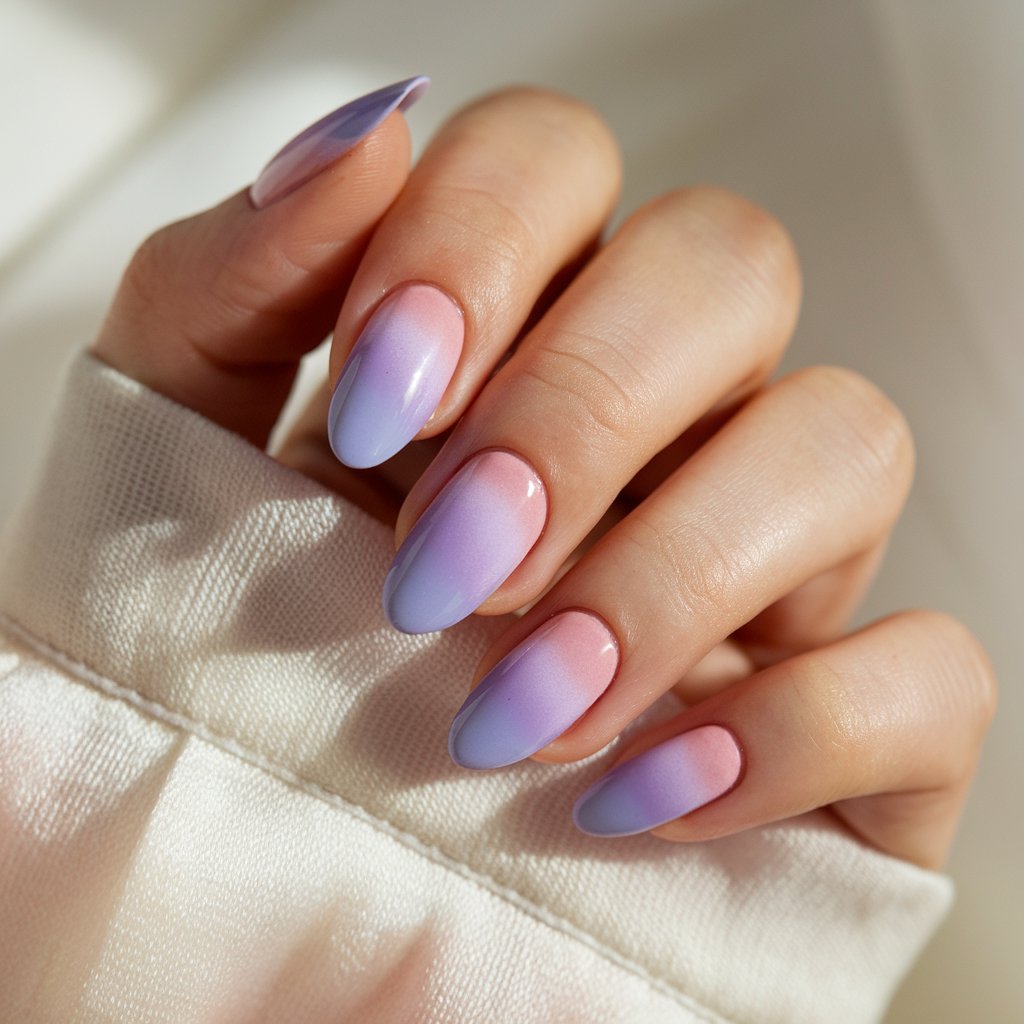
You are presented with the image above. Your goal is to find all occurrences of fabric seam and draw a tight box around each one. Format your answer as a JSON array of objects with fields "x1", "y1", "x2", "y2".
[{"x1": 0, "y1": 611, "x2": 728, "y2": 1024}]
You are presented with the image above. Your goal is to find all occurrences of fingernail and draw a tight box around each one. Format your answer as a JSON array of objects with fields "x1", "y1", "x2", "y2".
[
  {"x1": 573, "y1": 725, "x2": 743, "y2": 837},
  {"x1": 250, "y1": 75, "x2": 430, "y2": 208},
  {"x1": 328, "y1": 284, "x2": 464, "y2": 468},
  {"x1": 383, "y1": 450, "x2": 546, "y2": 634},
  {"x1": 449, "y1": 611, "x2": 618, "y2": 770}
]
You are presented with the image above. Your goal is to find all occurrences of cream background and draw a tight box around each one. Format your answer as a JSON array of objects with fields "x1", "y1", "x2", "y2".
[{"x1": 0, "y1": 1, "x2": 1019, "y2": 1019}]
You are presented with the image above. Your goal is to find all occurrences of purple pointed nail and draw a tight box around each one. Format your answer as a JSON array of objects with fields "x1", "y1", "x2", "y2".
[
  {"x1": 573, "y1": 725, "x2": 743, "y2": 837},
  {"x1": 449, "y1": 610, "x2": 619, "y2": 770},
  {"x1": 250, "y1": 75, "x2": 429, "y2": 208},
  {"x1": 328, "y1": 284, "x2": 464, "y2": 468},
  {"x1": 383, "y1": 450, "x2": 547, "y2": 634}
]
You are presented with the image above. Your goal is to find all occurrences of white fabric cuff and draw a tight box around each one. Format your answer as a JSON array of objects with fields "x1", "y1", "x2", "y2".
[{"x1": 0, "y1": 351, "x2": 953, "y2": 1023}]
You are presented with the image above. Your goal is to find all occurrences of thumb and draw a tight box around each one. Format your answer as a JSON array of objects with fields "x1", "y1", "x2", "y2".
[{"x1": 92, "y1": 76, "x2": 428, "y2": 446}]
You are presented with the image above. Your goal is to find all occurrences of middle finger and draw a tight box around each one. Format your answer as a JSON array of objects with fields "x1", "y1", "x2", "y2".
[{"x1": 384, "y1": 186, "x2": 801, "y2": 633}]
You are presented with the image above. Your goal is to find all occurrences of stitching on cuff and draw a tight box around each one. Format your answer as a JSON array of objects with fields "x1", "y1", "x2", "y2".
[{"x1": 0, "y1": 611, "x2": 728, "y2": 1024}]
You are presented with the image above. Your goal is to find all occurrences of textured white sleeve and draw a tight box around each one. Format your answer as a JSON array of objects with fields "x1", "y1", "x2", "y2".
[{"x1": 0, "y1": 351, "x2": 953, "y2": 1024}]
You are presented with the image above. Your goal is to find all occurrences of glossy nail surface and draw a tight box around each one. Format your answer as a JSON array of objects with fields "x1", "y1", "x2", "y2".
[
  {"x1": 449, "y1": 611, "x2": 618, "y2": 769},
  {"x1": 383, "y1": 451, "x2": 546, "y2": 634},
  {"x1": 573, "y1": 725, "x2": 742, "y2": 837},
  {"x1": 250, "y1": 75, "x2": 429, "y2": 208},
  {"x1": 328, "y1": 284, "x2": 464, "y2": 468}
]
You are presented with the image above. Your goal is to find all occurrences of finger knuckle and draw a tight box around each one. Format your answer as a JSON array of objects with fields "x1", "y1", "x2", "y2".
[
  {"x1": 903, "y1": 609, "x2": 998, "y2": 742},
  {"x1": 686, "y1": 186, "x2": 799, "y2": 291},
  {"x1": 788, "y1": 657, "x2": 866, "y2": 775},
  {"x1": 458, "y1": 85, "x2": 621, "y2": 170},
  {"x1": 208, "y1": 229, "x2": 305, "y2": 322},
  {"x1": 628, "y1": 186, "x2": 802, "y2": 347},
  {"x1": 618, "y1": 515, "x2": 708, "y2": 627},
  {"x1": 791, "y1": 365, "x2": 915, "y2": 506},
  {"x1": 407, "y1": 181, "x2": 539, "y2": 285},
  {"x1": 523, "y1": 326, "x2": 658, "y2": 448},
  {"x1": 618, "y1": 186, "x2": 802, "y2": 366},
  {"x1": 121, "y1": 216, "x2": 281, "y2": 351},
  {"x1": 628, "y1": 508, "x2": 756, "y2": 627},
  {"x1": 121, "y1": 224, "x2": 179, "y2": 315},
  {"x1": 417, "y1": 91, "x2": 621, "y2": 273}
]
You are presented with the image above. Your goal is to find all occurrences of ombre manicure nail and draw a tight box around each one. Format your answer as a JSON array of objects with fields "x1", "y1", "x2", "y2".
[
  {"x1": 573, "y1": 725, "x2": 743, "y2": 837},
  {"x1": 249, "y1": 75, "x2": 430, "y2": 208},
  {"x1": 328, "y1": 284, "x2": 464, "y2": 468},
  {"x1": 383, "y1": 451, "x2": 546, "y2": 634},
  {"x1": 449, "y1": 611, "x2": 618, "y2": 770}
]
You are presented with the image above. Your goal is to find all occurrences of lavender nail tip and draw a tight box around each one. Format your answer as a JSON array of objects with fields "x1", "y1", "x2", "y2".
[
  {"x1": 573, "y1": 726, "x2": 744, "y2": 838},
  {"x1": 448, "y1": 611, "x2": 619, "y2": 770},
  {"x1": 572, "y1": 761, "x2": 680, "y2": 838},
  {"x1": 251, "y1": 75, "x2": 430, "y2": 207},
  {"x1": 328, "y1": 285, "x2": 464, "y2": 469},
  {"x1": 446, "y1": 674, "x2": 550, "y2": 770},
  {"x1": 382, "y1": 549, "x2": 450, "y2": 635},
  {"x1": 448, "y1": 686, "x2": 516, "y2": 770},
  {"x1": 327, "y1": 348, "x2": 396, "y2": 470},
  {"x1": 382, "y1": 451, "x2": 547, "y2": 635},
  {"x1": 573, "y1": 771, "x2": 641, "y2": 837}
]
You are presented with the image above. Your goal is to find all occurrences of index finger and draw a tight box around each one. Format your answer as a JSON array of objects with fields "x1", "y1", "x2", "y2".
[
  {"x1": 325, "y1": 87, "x2": 622, "y2": 469},
  {"x1": 93, "y1": 78, "x2": 424, "y2": 446}
]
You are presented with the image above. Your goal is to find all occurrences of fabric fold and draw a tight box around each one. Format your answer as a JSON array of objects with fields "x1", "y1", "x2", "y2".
[{"x1": 0, "y1": 350, "x2": 953, "y2": 1023}]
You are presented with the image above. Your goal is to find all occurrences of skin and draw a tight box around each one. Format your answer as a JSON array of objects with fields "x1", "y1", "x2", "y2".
[{"x1": 92, "y1": 87, "x2": 996, "y2": 870}]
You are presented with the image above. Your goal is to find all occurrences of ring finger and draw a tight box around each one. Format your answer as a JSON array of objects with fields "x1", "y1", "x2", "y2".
[{"x1": 447, "y1": 364, "x2": 914, "y2": 771}]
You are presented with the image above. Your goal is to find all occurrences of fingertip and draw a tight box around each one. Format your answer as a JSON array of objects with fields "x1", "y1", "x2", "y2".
[
  {"x1": 570, "y1": 725, "x2": 743, "y2": 839},
  {"x1": 249, "y1": 75, "x2": 428, "y2": 209},
  {"x1": 326, "y1": 283, "x2": 465, "y2": 469},
  {"x1": 95, "y1": 88, "x2": 425, "y2": 447}
]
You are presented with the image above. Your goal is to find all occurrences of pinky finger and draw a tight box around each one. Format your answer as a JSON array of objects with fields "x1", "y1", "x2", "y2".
[{"x1": 572, "y1": 611, "x2": 996, "y2": 869}]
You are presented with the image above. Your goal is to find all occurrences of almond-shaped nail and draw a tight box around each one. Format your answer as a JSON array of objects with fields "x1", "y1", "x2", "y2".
[
  {"x1": 328, "y1": 284, "x2": 464, "y2": 468},
  {"x1": 449, "y1": 611, "x2": 618, "y2": 769},
  {"x1": 573, "y1": 725, "x2": 743, "y2": 837},
  {"x1": 383, "y1": 451, "x2": 546, "y2": 634},
  {"x1": 250, "y1": 75, "x2": 429, "y2": 208}
]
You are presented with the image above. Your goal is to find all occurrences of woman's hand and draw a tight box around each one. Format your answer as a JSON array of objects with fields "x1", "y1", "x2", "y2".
[{"x1": 91, "y1": 80, "x2": 995, "y2": 870}]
